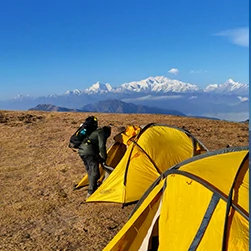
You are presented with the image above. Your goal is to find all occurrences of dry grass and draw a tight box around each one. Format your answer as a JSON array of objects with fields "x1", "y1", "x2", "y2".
[{"x1": 0, "y1": 110, "x2": 249, "y2": 251}]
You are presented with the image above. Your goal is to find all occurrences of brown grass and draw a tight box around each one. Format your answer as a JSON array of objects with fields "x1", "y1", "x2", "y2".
[{"x1": 0, "y1": 110, "x2": 249, "y2": 251}]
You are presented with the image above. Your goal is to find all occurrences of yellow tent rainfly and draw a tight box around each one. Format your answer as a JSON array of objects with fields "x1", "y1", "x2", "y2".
[
  {"x1": 86, "y1": 123, "x2": 208, "y2": 205},
  {"x1": 103, "y1": 146, "x2": 249, "y2": 251}
]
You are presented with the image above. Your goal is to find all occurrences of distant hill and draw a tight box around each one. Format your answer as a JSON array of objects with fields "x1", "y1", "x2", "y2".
[
  {"x1": 80, "y1": 99, "x2": 186, "y2": 116},
  {"x1": 28, "y1": 100, "x2": 186, "y2": 116},
  {"x1": 28, "y1": 104, "x2": 82, "y2": 112}
]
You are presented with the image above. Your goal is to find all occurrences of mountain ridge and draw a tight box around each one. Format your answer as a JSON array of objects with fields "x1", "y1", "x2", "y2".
[
  {"x1": 63, "y1": 76, "x2": 248, "y2": 96},
  {"x1": 11, "y1": 76, "x2": 249, "y2": 100},
  {"x1": 1, "y1": 76, "x2": 248, "y2": 122},
  {"x1": 28, "y1": 99, "x2": 187, "y2": 117},
  {"x1": 28, "y1": 104, "x2": 82, "y2": 112}
]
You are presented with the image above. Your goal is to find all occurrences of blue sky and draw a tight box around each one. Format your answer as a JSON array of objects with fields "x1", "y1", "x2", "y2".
[{"x1": 0, "y1": 0, "x2": 249, "y2": 100}]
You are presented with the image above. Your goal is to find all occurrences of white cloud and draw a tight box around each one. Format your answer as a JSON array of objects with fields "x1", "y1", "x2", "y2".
[
  {"x1": 214, "y1": 27, "x2": 249, "y2": 47},
  {"x1": 168, "y1": 68, "x2": 179, "y2": 75}
]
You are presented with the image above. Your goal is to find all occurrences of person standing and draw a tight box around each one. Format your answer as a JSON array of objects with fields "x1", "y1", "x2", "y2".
[{"x1": 78, "y1": 125, "x2": 111, "y2": 199}]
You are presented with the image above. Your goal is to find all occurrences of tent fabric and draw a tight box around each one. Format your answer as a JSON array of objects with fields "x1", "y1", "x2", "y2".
[
  {"x1": 103, "y1": 146, "x2": 249, "y2": 251},
  {"x1": 87, "y1": 123, "x2": 208, "y2": 204},
  {"x1": 74, "y1": 125, "x2": 141, "y2": 189}
]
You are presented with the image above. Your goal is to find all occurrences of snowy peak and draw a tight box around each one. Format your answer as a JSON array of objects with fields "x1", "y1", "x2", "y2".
[
  {"x1": 222, "y1": 79, "x2": 248, "y2": 92},
  {"x1": 65, "y1": 89, "x2": 82, "y2": 95},
  {"x1": 119, "y1": 78, "x2": 152, "y2": 92},
  {"x1": 204, "y1": 79, "x2": 248, "y2": 95},
  {"x1": 204, "y1": 84, "x2": 219, "y2": 92},
  {"x1": 151, "y1": 76, "x2": 201, "y2": 92},
  {"x1": 85, "y1": 82, "x2": 113, "y2": 94},
  {"x1": 118, "y1": 76, "x2": 201, "y2": 93}
]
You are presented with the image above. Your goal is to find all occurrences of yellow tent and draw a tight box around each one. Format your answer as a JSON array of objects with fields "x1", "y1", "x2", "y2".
[
  {"x1": 74, "y1": 125, "x2": 141, "y2": 189},
  {"x1": 103, "y1": 146, "x2": 249, "y2": 251},
  {"x1": 87, "y1": 123, "x2": 208, "y2": 204}
]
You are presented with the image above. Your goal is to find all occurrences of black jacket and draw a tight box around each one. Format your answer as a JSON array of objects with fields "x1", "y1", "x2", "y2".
[{"x1": 78, "y1": 127, "x2": 110, "y2": 161}]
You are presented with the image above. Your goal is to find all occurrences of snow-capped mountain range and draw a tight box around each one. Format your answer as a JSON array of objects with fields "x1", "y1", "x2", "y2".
[
  {"x1": 0, "y1": 76, "x2": 249, "y2": 122},
  {"x1": 204, "y1": 79, "x2": 249, "y2": 95},
  {"x1": 63, "y1": 76, "x2": 248, "y2": 96}
]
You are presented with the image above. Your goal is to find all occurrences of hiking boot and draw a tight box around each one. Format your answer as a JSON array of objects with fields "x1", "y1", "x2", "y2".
[{"x1": 86, "y1": 193, "x2": 92, "y2": 200}]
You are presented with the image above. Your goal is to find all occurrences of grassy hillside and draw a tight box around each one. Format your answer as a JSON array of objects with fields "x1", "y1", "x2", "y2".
[{"x1": 0, "y1": 110, "x2": 249, "y2": 251}]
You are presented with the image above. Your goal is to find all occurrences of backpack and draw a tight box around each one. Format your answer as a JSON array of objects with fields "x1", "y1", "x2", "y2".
[{"x1": 68, "y1": 116, "x2": 98, "y2": 149}]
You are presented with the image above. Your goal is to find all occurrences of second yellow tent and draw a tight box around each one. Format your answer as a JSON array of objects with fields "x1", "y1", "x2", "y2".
[{"x1": 87, "y1": 123, "x2": 208, "y2": 205}]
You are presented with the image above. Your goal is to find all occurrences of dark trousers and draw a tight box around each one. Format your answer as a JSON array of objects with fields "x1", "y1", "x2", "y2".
[{"x1": 80, "y1": 154, "x2": 100, "y2": 194}]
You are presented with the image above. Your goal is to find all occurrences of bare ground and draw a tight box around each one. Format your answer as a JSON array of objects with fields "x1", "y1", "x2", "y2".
[{"x1": 0, "y1": 110, "x2": 249, "y2": 251}]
